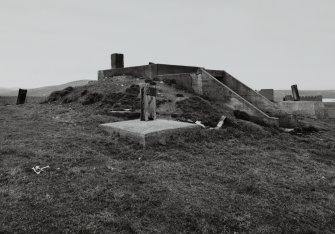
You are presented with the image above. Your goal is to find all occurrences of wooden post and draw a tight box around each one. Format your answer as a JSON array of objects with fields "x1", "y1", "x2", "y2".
[
  {"x1": 291, "y1": 84, "x2": 300, "y2": 101},
  {"x1": 16, "y1": 89, "x2": 27, "y2": 105}
]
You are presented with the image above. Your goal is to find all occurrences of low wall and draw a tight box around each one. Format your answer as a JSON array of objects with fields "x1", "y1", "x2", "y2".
[
  {"x1": 157, "y1": 64, "x2": 199, "y2": 75},
  {"x1": 278, "y1": 101, "x2": 326, "y2": 119},
  {"x1": 99, "y1": 64, "x2": 200, "y2": 80},
  {"x1": 324, "y1": 102, "x2": 335, "y2": 119},
  {"x1": 98, "y1": 65, "x2": 148, "y2": 80}
]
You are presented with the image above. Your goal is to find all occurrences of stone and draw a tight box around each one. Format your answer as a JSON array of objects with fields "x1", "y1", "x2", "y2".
[
  {"x1": 259, "y1": 89, "x2": 274, "y2": 102},
  {"x1": 16, "y1": 89, "x2": 27, "y2": 105},
  {"x1": 100, "y1": 119, "x2": 200, "y2": 146},
  {"x1": 291, "y1": 84, "x2": 300, "y2": 101},
  {"x1": 140, "y1": 84, "x2": 157, "y2": 121}
]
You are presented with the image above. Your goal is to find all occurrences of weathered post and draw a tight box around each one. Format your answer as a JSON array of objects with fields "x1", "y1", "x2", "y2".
[
  {"x1": 16, "y1": 89, "x2": 27, "y2": 105},
  {"x1": 291, "y1": 84, "x2": 300, "y2": 101},
  {"x1": 147, "y1": 83, "x2": 157, "y2": 120},
  {"x1": 140, "y1": 83, "x2": 157, "y2": 121},
  {"x1": 140, "y1": 84, "x2": 149, "y2": 121}
]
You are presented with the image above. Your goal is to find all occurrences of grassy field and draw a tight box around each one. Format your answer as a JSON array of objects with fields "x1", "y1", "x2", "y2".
[
  {"x1": 0, "y1": 96, "x2": 46, "y2": 106},
  {"x1": 0, "y1": 100, "x2": 335, "y2": 233}
]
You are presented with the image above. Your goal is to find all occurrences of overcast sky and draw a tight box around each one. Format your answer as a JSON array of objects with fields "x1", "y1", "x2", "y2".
[{"x1": 1, "y1": 0, "x2": 334, "y2": 89}]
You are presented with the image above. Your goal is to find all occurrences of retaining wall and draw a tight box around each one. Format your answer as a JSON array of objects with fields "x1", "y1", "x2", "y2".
[
  {"x1": 99, "y1": 64, "x2": 200, "y2": 80},
  {"x1": 278, "y1": 101, "x2": 326, "y2": 119},
  {"x1": 207, "y1": 69, "x2": 281, "y2": 116},
  {"x1": 158, "y1": 70, "x2": 279, "y2": 127}
]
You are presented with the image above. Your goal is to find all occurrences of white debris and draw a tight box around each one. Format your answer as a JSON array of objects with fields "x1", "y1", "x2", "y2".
[
  {"x1": 215, "y1": 115, "x2": 226, "y2": 129},
  {"x1": 32, "y1": 165, "x2": 50, "y2": 174},
  {"x1": 195, "y1": 121, "x2": 206, "y2": 128},
  {"x1": 282, "y1": 128, "x2": 294, "y2": 133}
]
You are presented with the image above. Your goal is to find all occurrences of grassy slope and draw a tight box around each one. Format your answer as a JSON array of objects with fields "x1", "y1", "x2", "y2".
[
  {"x1": 0, "y1": 101, "x2": 335, "y2": 233},
  {"x1": 0, "y1": 80, "x2": 92, "y2": 97}
]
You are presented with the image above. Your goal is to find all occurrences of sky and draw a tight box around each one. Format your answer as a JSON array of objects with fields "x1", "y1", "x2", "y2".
[{"x1": 0, "y1": 0, "x2": 334, "y2": 89}]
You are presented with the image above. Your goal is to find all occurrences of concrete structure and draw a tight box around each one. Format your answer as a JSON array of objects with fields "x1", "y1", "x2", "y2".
[
  {"x1": 98, "y1": 54, "x2": 303, "y2": 127},
  {"x1": 100, "y1": 119, "x2": 200, "y2": 146},
  {"x1": 259, "y1": 89, "x2": 274, "y2": 102},
  {"x1": 324, "y1": 102, "x2": 335, "y2": 119},
  {"x1": 278, "y1": 101, "x2": 326, "y2": 119},
  {"x1": 111, "y1": 53, "x2": 124, "y2": 69}
]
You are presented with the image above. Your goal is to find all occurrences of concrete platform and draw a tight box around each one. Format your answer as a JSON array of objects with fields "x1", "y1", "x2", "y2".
[{"x1": 100, "y1": 119, "x2": 200, "y2": 146}]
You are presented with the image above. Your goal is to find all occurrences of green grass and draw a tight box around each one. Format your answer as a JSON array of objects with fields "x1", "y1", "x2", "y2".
[{"x1": 1, "y1": 103, "x2": 335, "y2": 233}]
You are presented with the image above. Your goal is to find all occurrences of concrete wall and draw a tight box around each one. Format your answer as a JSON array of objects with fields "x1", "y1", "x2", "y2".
[
  {"x1": 99, "y1": 64, "x2": 200, "y2": 80},
  {"x1": 98, "y1": 65, "x2": 148, "y2": 80},
  {"x1": 157, "y1": 64, "x2": 199, "y2": 75},
  {"x1": 157, "y1": 70, "x2": 280, "y2": 126},
  {"x1": 259, "y1": 89, "x2": 274, "y2": 102},
  {"x1": 324, "y1": 102, "x2": 335, "y2": 119},
  {"x1": 278, "y1": 101, "x2": 326, "y2": 119},
  {"x1": 199, "y1": 69, "x2": 279, "y2": 127},
  {"x1": 207, "y1": 70, "x2": 282, "y2": 116}
]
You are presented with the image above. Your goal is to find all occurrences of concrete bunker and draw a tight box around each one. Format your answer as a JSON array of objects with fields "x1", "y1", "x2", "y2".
[{"x1": 98, "y1": 53, "x2": 305, "y2": 128}]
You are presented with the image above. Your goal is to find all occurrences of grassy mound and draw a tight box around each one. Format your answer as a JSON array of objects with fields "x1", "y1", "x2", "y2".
[
  {"x1": 172, "y1": 96, "x2": 223, "y2": 127},
  {"x1": 1, "y1": 104, "x2": 334, "y2": 233},
  {"x1": 47, "y1": 86, "x2": 74, "y2": 103}
]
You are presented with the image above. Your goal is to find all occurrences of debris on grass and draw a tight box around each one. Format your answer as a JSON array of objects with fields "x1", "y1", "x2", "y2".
[
  {"x1": 195, "y1": 121, "x2": 206, "y2": 128},
  {"x1": 32, "y1": 165, "x2": 50, "y2": 174},
  {"x1": 210, "y1": 115, "x2": 226, "y2": 130}
]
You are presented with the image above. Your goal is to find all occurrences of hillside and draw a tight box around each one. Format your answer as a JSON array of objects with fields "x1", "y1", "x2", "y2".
[
  {"x1": 0, "y1": 80, "x2": 93, "y2": 97},
  {"x1": 1, "y1": 77, "x2": 335, "y2": 233}
]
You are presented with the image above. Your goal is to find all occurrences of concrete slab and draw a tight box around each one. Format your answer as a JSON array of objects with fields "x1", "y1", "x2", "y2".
[{"x1": 100, "y1": 119, "x2": 200, "y2": 146}]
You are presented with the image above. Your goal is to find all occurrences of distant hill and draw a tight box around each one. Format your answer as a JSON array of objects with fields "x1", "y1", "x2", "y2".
[
  {"x1": 0, "y1": 88, "x2": 16, "y2": 94},
  {"x1": 0, "y1": 80, "x2": 93, "y2": 96}
]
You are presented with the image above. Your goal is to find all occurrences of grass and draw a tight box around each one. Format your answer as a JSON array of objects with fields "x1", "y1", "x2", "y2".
[
  {"x1": 0, "y1": 100, "x2": 335, "y2": 233},
  {"x1": 0, "y1": 96, "x2": 46, "y2": 106},
  {"x1": 0, "y1": 77, "x2": 335, "y2": 233}
]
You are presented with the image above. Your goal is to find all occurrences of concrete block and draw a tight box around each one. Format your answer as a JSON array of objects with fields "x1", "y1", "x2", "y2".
[
  {"x1": 259, "y1": 89, "x2": 274, "y2": 102},
  {"x1": 100, "y1": 119, "x2": 200, "y2": 146},
  {"x1": 111, "y1": 53, "x2": 124, "y2": 69}
]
